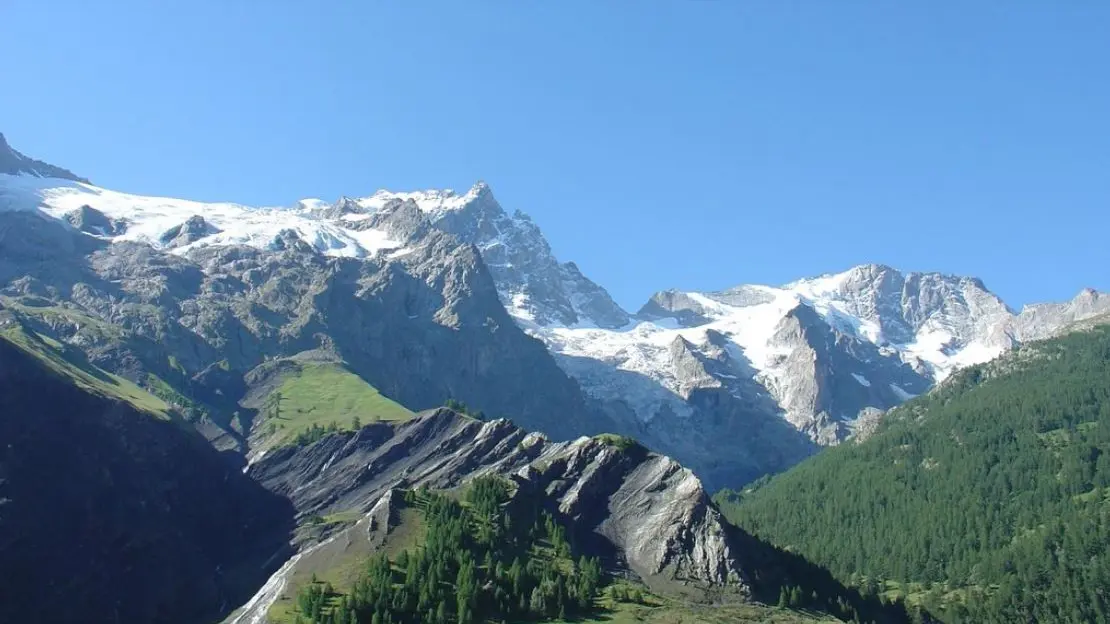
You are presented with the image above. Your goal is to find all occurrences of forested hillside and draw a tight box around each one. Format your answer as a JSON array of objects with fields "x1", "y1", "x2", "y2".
[
  {"x1": 291, "y1": 476, "x2": 602, "y2": 624},
  {"x1": 279, "y1": 474, "x2": 915, "y2": 624},
  {"x1": 717, "y1": 325, "x2": 1110, "y2": 623}
]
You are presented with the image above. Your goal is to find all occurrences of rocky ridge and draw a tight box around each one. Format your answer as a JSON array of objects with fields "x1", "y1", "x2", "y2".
[
  {"x1": 0, "y1": 132, "x2": 88, "y2": 183},
  {"x1": 234, "y1": 408, "x2": 747, "y2": 621}
]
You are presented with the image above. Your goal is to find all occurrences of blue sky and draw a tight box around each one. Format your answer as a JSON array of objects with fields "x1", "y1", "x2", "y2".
[{"x1": 2, "y1": 2, "x2": 1108, "y2": 309}]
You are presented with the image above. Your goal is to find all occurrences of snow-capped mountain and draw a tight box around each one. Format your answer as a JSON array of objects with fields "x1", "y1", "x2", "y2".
[
  {"x1": 0, "y1": 169, "x2": 622, "y2": 332},
  {"x1": 2, "y1": 131, "x2": 1108, "y2": 488},
  {"x1": 386, "y1": 185, "x2": 1110, "y2": 457},
  {"x1": 407, "y1": 182, "x2": 631, "y2": 329},
  {"x1": 0, "y1": 173, "x2": 410, "y2": 259}
]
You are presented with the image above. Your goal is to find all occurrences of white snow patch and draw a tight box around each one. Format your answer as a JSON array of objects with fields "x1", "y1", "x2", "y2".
[
  {"x1": 507, "y1": 292, "x2": 537, "y2": 323},
  {"x1": 386, "y1": 246, "x2": 415, "y2": 260},
  {"x1": 355, "y1": 183, "x2": 484, "y2": 218},
  {"x1": 851, "y1": 373, "x2": 872, "y2": 387},
  {"x1": 900, "y1": 324, "x2": 1004, "y2": 382},
  {"x1": 532, "y1": 289, "x2": 804, "y2": 421},
  {"x1": 890, "y1": 384, "x2": 917, "y2": 401},
  {"x1": 339, "y1": 212, "x2": 373, "y2": 222}
]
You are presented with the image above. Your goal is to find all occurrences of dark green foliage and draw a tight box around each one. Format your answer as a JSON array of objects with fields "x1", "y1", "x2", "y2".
[
  {"x1": 723, "y1": 519, "x2": 918, "y2": 623},
  {"x1": 295, "y1": 476, "x2": 602, "y2": 623},
  {"x1": 717, "y1": 326, "x2": 1110, "y2": 623},
  {"x1": 443, "y1": 398, "x2": 485, "y2": 421},
  {"x1": 293, "y1": 420, "x2": 341, "y2": 446},
  {"x1": 592, "y1": 433, "x2": 642, "y2": 452}
]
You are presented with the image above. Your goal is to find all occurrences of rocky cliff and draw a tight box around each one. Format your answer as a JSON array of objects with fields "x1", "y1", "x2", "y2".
[{"x1": 235, "y1": 409, "x2": 748, "y2": 621}]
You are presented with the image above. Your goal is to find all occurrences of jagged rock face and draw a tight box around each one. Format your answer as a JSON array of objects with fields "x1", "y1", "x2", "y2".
[
  {"x1": 765, "y1": 303, "x2": 932, "y2": 443},
  {"x1": 639, "y1": 290, "x2": 714, "y2": 327},
  {"x1": 789, "y1": 264, "x2": 1015, "y2": 349},
  {"x1": 249, "y1": 409, "x2": 747, "y2": 592},
  {"x1": 425, "y1": 183, "x2": 631, "y2": 329}
]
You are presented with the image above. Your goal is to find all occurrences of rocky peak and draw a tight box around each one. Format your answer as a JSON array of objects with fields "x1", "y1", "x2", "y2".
[
  {"x1": 637, "y1": 289, "x2": 713, "y2": 327},
  {"x1": 268, "y1": 228, "x2": 315, "y2": 254},
  {"x1": 0, "y1": 132, "x2": 88, "y2": 183},
  {"x1": 362, "y1": 197, "x2": 432, "y2": 242},
  {"x1": 1014, "y1": 286, "x2": 1110, "y2": 341},
  {"x1": 159, "y1": 215, "x2": 221, "y2": 248},
  {"x1": 1074, "y1": 287, "x2": 1103, "y2": 305},
  {"x1": 64, "y1": 205, "x2": 126, "y2": 236},
  {"x1": 788, "y1": 264, "x2": 1013, "y2": 348},
  {"x1": 419, "y1": 183, "x2": 630, "y2": 329}
]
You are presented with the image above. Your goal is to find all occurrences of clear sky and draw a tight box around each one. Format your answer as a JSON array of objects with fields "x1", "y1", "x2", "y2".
[{"x1": 2, "y1": 2, "x2": 1108, "y2": 310}]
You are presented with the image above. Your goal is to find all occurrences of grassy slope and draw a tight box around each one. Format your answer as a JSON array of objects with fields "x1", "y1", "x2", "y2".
[
  {"x1": 255, "y1": 362, "x2": 414, "y2": 447},
  {"x1": 0, "y1": 324, "x2": 173, "y2": 419},
  {"x1": 0, "y1": 296, "x2": 123, "y2": 342}
]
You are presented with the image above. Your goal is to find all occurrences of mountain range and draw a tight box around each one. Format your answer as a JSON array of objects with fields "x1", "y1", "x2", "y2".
[{"x1": 2, "y1": 131, "x2": 1106, "y2": 490}]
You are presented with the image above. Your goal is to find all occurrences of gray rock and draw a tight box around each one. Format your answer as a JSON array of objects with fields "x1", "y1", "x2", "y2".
[
  {"x1": 638, "y1": 290, "x2": 713, "y2": 327},
  {"x1": 1013, "y1": 288, "x2": 1110, "y2": 340},
  {"x1": 64, "y1": 205, "x2": 127, "y2": 236},
  {"x1": 428, "y1": 183, "x2": 630, "y2": 329},
  {"x1": 159, "y1": 215, "x2": 221, "y2": 247},
  {"x1": 249, "y1": 409, "x2": 748, "y2": 594}
]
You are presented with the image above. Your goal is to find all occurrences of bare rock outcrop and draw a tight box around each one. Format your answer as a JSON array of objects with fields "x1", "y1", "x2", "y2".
[{"x1": 249, "y1": 409, "x2": 749, "y2": 594}]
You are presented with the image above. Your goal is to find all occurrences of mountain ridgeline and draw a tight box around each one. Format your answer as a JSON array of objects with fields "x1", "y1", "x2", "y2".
[
  {"x1": 2, "y1": 132, "x2": 1108, "y2": 490},
  {"x1": 717, "y1": 323, "x2": 1110, "y2": 623}
]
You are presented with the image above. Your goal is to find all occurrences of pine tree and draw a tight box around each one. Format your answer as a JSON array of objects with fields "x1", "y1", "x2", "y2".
[{"x1": 529, "y1": 587, "x2": 546, "y2": 615}]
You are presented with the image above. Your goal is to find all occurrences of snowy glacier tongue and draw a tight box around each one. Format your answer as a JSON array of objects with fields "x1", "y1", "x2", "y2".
[
  {"x1": 0, "y1": 174, "x2": 405, "y2": 258},
  {"x1": 529, "y1": 287, "x2": 800, "y2": 419}
]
